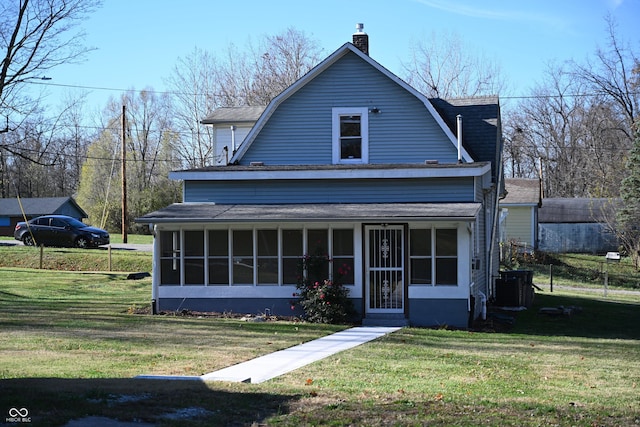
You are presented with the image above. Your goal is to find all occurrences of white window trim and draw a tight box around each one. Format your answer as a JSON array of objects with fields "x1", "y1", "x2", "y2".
[
  {"x1": 332, "y1": 107, "x2": 369, "y2": 164},
  {"x1": 407, "y1": 226, "x2": 459, "y2": 287}
]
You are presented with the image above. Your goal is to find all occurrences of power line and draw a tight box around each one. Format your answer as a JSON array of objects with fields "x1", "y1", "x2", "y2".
[
  {"x1": 500, "y1": 91, "x2": 640, "y2": 100},
  {"x1": 25, "y1": 79, "x2": 639, "y2": 102},
  {"x1": 26, "y1": 80, "x2": 205, "y2": 98}
]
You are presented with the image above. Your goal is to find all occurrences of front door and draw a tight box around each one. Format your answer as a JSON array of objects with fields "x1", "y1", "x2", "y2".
[{"x1": 365, "y1": 225, "x2": 404, "y2": 314}]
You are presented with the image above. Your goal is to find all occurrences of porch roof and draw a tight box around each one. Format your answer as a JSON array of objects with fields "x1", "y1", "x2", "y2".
[{"x1": 136, "y1": 202, "x2": 482, "y2": 224}]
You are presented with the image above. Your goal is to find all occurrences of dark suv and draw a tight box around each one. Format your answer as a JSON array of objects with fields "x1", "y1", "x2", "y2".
[{"x1": 14, "y1": 215, "x2": 110, "y2": 248}]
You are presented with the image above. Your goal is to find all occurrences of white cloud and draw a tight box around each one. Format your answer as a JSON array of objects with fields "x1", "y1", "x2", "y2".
[
  {"x1": 413, "y1": 0, "x2": 567, "y2": 29},
  {"x1": 607, "y1": 0, "x2": 623, "y2": 9}
]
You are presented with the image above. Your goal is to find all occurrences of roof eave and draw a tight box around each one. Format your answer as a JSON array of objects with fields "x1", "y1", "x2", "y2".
[{"x1": 169, "y1": 163, "x2": 492, "y2": 181}]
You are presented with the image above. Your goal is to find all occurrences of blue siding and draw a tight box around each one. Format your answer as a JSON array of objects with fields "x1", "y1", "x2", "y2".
[
  {"x1": 408, "y1": 299, "x2": 469, "y2": 328},
  {"x1": 240, "y1": 52, "x2": 457, "y2": 165},
  {"x1": 184, "y1": 177, "x2": 474, "y2": 204},
  {"x1": 158, "y1": 297, "x2": 467, "y2": 327},
  {"x1": 159, "y1": 298, "x2": 305, "y2": 317},
  {"x1": 539, "y1": 223, "x2": 619, "y2": 253}
]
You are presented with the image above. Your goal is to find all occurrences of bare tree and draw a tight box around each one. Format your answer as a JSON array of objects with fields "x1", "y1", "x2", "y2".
[
  {"x1": 402, "y1": 31, "x2": 507, "y2": 99},
  {"x1": 165, "y1": 47, "x2": 218, "y2": 168},
  {"x1": 245, "y1": 27, "x2": 325, "y2": 105},
  {"x1": 208, "y1": 27, "x2": 324, "y2": 107},
  {"x1": 571, "y1": 16, "x2": 639, "y2": 141},
  {"x1": 0, "y1": 0, "x2": 100, "y2": 127},
  {"x1": 75, "y1": 123, "x2": 120, "y2": 229},
  {"x1": 78, "y1": 90, "x2": 181, "y2": 232},
  {"x1": 0, "y1": 0, "x2": 100, "y2": 198},
  {"x1": 504, "y1": 16, "x2": 638, "y2": 199},
  {"x1": 502, "y1": 112, "x2": 539, "y2": 180},
  {"x1": 167, "y1": 27, "x2": 323, "y2": 168},
  {"x1": 503, "y1": 60, "x2": 631, "y2": 198},
  {"x1": 54, "y1": 91, "x2": 91, "y2": 194}
]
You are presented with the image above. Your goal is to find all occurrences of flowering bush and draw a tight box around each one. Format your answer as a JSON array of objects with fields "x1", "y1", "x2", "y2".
[{"x1": 292, "y1": 249, "x2": 354, "y2": 324}]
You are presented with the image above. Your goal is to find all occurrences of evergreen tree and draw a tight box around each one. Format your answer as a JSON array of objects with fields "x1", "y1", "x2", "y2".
[{"x1": 617, "y1": 123, "x2": 640, "y2": 268}]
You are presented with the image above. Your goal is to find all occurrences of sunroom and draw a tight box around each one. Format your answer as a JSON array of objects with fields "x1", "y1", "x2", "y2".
[{"x1": 138, "y1": 202, "x2": 481, "y2": 327}]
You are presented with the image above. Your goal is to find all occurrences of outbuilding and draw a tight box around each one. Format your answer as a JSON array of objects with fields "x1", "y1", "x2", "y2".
[{"x1": 0, "y1": 197, "x2": 87, "y2": 236}]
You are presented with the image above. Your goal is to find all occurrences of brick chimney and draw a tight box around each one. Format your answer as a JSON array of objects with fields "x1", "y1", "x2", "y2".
[{"x1": 352, "y1": 23, "x2": 368, "y2": 55}]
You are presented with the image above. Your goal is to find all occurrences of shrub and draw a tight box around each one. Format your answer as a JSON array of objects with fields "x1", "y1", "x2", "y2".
[{"x1": 293, "y1": 249, "x2": 355, "y2": 324}]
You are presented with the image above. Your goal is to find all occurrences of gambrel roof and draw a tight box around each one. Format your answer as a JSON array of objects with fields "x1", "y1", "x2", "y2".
[
  {"x1": 538, "y1": 198, "x2": 619, "y2": 223},
  {"x1": 229, "y1": 42, "x2": 474, "y2": 164},
  {"x1": 430, "y1": 96, "x2": 501, "y2": 181}
]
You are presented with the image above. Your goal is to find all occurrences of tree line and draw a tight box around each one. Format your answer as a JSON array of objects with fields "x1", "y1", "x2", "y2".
[{"x1": 1, "y1": 1, "x2": 638, "y2": 241}]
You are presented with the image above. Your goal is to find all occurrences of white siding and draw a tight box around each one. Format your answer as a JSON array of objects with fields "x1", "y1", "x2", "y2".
[{"x1": 504, "y1": 206, "x2": 535, "y2": 248}]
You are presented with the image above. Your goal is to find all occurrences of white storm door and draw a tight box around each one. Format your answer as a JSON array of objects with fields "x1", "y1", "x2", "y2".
[{"x1": 365, "y1": 226, "x2": 404, "y2": 313}]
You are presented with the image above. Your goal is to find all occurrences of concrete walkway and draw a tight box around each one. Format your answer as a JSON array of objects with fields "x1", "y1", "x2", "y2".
[{"x1": 138, "y1": 326, "x2": 401, "y2": 384}]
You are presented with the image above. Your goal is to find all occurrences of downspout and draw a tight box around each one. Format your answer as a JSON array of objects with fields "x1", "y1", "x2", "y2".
[
  {"x1": 151, "y1": 224, "x2": 159, "y2": 314},
  {"x1": 230, "y1": 125, "x2": 236, "y2": 154},
  {"x1": 456, "y1": 115, "x2": 463, "y2": 163},
  {"x1": 487, "y1": 140, "x2": 505, "y2": 299},
  {"x1": 478, "y1": 291, "x2": 487, "y2": 320}
]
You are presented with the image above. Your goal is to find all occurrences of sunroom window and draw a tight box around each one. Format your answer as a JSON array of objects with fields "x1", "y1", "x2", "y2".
[
  {"x1": 208, "y1": 230, "x2": 229, "y2": 285},
  {"x1": 257, "y1": 229, "x2": 278, "y2": 285},
  {"x1": 409, "y1": 227, "x2": 458, "y2": 286},
  {"x1": 184, "y1": 230, "x2": 204, "y2": 285},
  {"x1": 282, "y1": 229, "x2": 303, "y2": 285},
  {"x1": 435, "y1": 229, "x2": 458, "y2": 285},
  {"x1": 159, "y1": 228, "x2": 354, "y2": 287},
  {"x1": 232, "y1": 230, "x2": 253, "y2": 285},
  {"x1": 159, "y1": 231, "x2": 180, "y2": 285}
]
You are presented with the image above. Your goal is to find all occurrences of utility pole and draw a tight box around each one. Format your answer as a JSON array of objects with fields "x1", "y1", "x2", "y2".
[{"x1": 121, "y1": 105, "x2": 128, "y2": 244}]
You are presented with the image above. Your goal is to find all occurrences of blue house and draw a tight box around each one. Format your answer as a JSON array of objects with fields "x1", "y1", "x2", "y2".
[{"x1": 137, "y1": 28, "x2": 503, "y2": 327}]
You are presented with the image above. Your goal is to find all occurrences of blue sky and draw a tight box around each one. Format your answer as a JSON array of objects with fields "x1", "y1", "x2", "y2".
[{"x1": 41, "y1": 0, "x2": 640, "y2": 112}]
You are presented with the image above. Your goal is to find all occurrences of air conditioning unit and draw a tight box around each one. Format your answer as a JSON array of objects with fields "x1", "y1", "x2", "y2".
[{"x1": 605, "y1": 252, "x2": 620, "y2": 262}]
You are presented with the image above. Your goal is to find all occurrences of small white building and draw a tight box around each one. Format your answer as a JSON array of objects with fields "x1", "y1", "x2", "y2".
[
  {"x1": 499, "y1": 178, "x2": 541, "y2": 252},
  {"x1": 201, "y1": 106, "x2": 265, "y2": 165}
]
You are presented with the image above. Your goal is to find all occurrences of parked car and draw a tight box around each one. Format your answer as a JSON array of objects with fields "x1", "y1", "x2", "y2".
[{"x1": 14, "y1": 215, "x2": 110, "y2": 248}]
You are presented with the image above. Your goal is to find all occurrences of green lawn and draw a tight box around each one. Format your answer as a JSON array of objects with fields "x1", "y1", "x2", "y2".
[
  {"x1": 0, "y1": 267, "x2": 639, "y2": 426},
  {"x1": 515, "y1": 252, "x2": 640, "y2": 291},
  {"x1": 0, "y1": 242, "x2": 151, "y2": 272}
]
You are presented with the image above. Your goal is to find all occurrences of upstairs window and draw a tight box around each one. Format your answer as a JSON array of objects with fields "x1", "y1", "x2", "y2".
[{"x1": 332, "y1": 107, "x2": 368, "y2": 164}]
